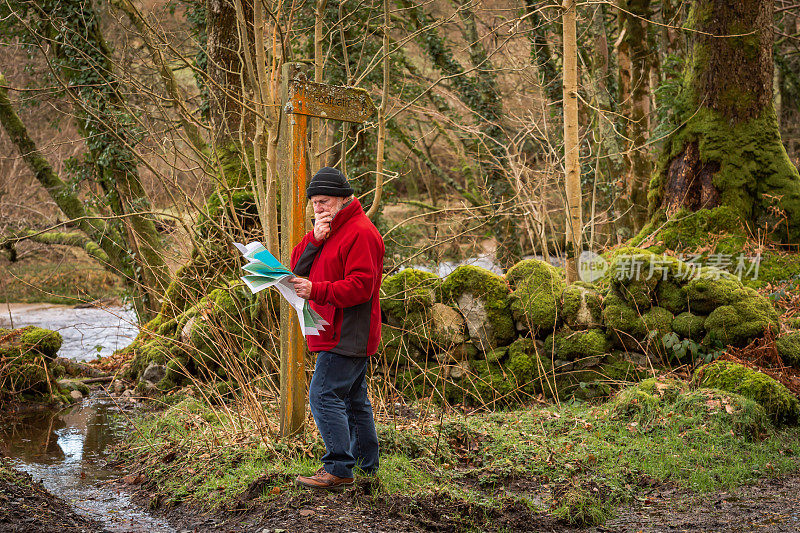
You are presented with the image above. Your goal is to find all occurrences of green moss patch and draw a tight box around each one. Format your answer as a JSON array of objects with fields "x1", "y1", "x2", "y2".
[
  {"x1": 672, "y1": 312, "x2": 706, "y2": 341},
  {"x1": 695, "y1": 361, "x2": 799, "y2": 425},
  {"x1": 544, "y1": 327, "x2": 610, "y2": 361},
  {"x1": 506, "y1": 259, "x2": 565, "y2": 333},
  {"x1": 776, "y1": 331, "x2": 800, "y2": 368},
  {"x1": 380, "y1": 268, "x2": 441, "y2": 323},
  {"x1": 441, "y1": 265, "x2": 514, "y2": 350},
  {"x1": 561, "y1": 282, "x2": 603, "y2": 329}
]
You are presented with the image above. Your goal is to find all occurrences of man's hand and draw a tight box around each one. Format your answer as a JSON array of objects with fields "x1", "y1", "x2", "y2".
[
  {"x1": 313, "y1": 213, "x2": 333, "y2": 241},
  {"x1": 290, "y1": 277, "x2": 313, "y2": 299}
]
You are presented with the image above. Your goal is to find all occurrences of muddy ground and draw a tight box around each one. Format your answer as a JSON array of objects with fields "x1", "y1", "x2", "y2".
[
  {"x1": 2, "y1": 466, "x2": 800, "y2": 531},
  {"x1": 593, "y1": 473, "x2": 800, "y2": 533},
  {"x1": 117, "y1": 471, "x2": 800, "y2": 532},
  {"x1": 0, "y1": 457, "x2": 107, "y2": 533}
]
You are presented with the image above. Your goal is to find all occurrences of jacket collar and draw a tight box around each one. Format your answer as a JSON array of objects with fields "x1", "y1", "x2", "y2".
[{"x1": 328, "y1": 197, "x2": 362, "y2": 236}]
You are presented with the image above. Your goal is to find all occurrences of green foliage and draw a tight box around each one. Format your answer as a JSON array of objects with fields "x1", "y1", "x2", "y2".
[
  {"x1": 695, "y1": 361, "x2": 800, "y2": 425},
  {"x1": 661, "y1": 332, "x2": 723, "y2": 365}
]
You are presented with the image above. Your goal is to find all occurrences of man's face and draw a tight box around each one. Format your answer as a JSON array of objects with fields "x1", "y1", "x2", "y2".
[{"x1": 310, "y1": 195, "x2": 346, "y2": 218}]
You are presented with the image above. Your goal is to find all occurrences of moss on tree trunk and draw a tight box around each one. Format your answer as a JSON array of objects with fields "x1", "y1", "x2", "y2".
[{"x1": 644, "y1": 0, "x2": 800, "y2": 244}]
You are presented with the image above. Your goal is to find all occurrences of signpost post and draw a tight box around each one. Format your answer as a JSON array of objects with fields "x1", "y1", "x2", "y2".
[{"x1": 278, "y1": 64, "x2": 375, "y2": 437}]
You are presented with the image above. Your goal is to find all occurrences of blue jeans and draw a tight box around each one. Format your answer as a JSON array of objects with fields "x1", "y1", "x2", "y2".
[{"x1": 309, "y1": 351, "x2": 379, "y2": 478}]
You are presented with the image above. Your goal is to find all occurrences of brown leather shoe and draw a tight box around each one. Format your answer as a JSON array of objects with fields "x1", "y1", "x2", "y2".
[{"x1": 295, "y1": 467, "x2": 354, "y2": 491}]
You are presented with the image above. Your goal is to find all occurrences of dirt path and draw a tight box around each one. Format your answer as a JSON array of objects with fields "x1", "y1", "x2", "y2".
[
  {"x1": 5, "y1": 463, "x2": 800, "y2": 532},
  {"x1": 139, "y1": 473, "x2": 800, "y2": 533},
  {"x1": 593, "y1": 474, "x2": 800, "y2": 533},
  {"x1": 0, "y1": 458, "x2": 107, "y2": 533}
]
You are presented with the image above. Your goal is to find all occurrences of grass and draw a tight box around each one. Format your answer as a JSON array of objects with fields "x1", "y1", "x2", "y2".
[
  {"x1": 112, "y1": 379, "x2": 800, "y2": 527},
  {"x1": 0, "y1": 258, "x2": 121, "y2": 304}
]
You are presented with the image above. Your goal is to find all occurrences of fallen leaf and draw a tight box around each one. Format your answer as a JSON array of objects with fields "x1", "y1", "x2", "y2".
[
  {"x1": 270, "y1": 486, "x2": 281, "y2": 495},
  {"x1": 299, "y1": 509, "x2": 315, "y2": 517}
]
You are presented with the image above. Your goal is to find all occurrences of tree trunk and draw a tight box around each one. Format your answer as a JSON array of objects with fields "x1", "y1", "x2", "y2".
[
  {"x1": 563, "y1": 0, "x2": 582, "y2": 283},
  {"x1": 646, "y1": 0, "x2": 800, "y2": 242},
  {"x1": 207, "y1": 0, "x2": 253, "y2": 147},
  {"x1": 614, "y1": 0, "x2": 654, "y2": 239}
]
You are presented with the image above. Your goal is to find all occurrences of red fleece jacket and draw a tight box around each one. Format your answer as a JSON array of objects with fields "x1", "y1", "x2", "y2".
[{"x1": 290, "y1": 198, "x2": 384, "y2": 357}]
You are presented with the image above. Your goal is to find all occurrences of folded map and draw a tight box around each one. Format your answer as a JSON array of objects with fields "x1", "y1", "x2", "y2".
[{"x1": 234, "y1": 241, "x2": 328, "y2": 336}]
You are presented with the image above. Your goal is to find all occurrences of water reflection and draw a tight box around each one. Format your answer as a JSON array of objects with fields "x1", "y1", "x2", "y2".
[{"x1": 1, "y1": 395, "x2": 174, "y2": 533}]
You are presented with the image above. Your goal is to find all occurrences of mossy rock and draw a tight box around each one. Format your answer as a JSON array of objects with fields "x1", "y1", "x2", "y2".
[
  {"x1": 395, "y1": 367, "x2": 467, "y2": 406},
  {"x1": 485, "y1": 346, "x2": 508, "y2": 363},
  {"x1": 694, "y1": 361, "x2": 800, "y2": 425},
  {"x1": 506, "y1": 259, "x2": 565, "y2": 333},
  {"x1": 543, "y1": 327, "x2": 609, "y2": 362},
  {"x1": 17, "y1": 326, "x2": 62, "y2": 359},
  {"x1": 605, "y1": 250, "x2": 663, "y2": 310},
  {"x1": 4, "y1": 361, "x2": 50, "y2": 397},
  {"x1": 747, "y1": 254, "x2": 800, "y2": 289},
  {"x1": 602, "y1": 292, "x2": 646, "y2": 350},
  {"x1": 164, "y1": 356, "x2": 190, "y2": 385},
  {"x1": 554, "y1": 369, "x2": 613, "y2": 401},
  {"x1": 57, "y1": 379, "x2": 90, "y2": 396},
  {"x1": 703, "y1": 288, "x2": 779, "y2": 346},
  {"x1": 401, "y1": 303, "x2": 467, "y2": 354},
  {"x1": 505, "y1": 338, "x2": 553, "y2": 394},
  {"x1": 672, "y1": 388, "x2": 770, "y2": 439},
  {"x1": 642, "y1": 306, "x2": 673, "y2": 341},
  {"x1": 450, "y1": 339, "x2": 554, "y2": 406},
  {"x1": 601, "y1": 352, "x2": 651, "y2": 382},
  {"x1": 0, "y1": 326, "x2": 62, "y2": 401},
  {"x1": 776, "y1": 331, "x2": 800, "y2": 368},
  {"x1": 468, "y1": 360, "x2": 520, "y2": 405},
  {"x1": 608, "y1": 377, "x2": 769, "y2": 437},
  {"x1": 185, "y1": 284, "x2": 253, "y2": 376},
  {"x1": 441, "y1": 265, "x2": 514, "y2": 351},
  {"x1": 671, "y1": 312, "x2": 706, "y2": 341},
  {"x1": 655, "y1": 279, "x2": 688, "y2": 314},
  {"x1": 124, "y1": 339, "x2": 172, "y2": 380},
  {"x1": 784, "y1": 317, "x2": 800, "y2": 330},
  {"x1": 380, "y1": 268, "x2": 441, "y2": 323},
  {"x1": 685, "y1": 272, "x2": 742, "y2": 314},
  {"x1": 561, "y1": 282, "x2": 603, "y2": 329}
]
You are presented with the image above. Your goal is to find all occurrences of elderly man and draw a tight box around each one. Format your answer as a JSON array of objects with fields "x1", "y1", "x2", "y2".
[{"x1": 289, "y1": 166, "x2": 384, "y2": 490}]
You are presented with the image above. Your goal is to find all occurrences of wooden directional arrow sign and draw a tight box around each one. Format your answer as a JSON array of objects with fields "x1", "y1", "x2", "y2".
[{"x1": 287, "y1": 79, "x2": 375, "y2": 124}]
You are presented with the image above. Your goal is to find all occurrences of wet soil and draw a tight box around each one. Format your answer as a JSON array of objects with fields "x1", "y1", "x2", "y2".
[
  {"x1": 120, "y1": 471, "x2": 800, "y2": 533},
  {"x1": 593, "y1": 474, "x2": 800, "y2": 533},
  {"x1": 130, "y1": 476, "x2": 571, "y2": 533},
  {"x1": 0, "y1": 457, "x2": 107, "y2": 533}
]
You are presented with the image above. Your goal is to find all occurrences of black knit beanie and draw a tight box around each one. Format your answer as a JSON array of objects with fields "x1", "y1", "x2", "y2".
[{"x1": 306, "y1": 167, "x2": 354, "y2": 198}]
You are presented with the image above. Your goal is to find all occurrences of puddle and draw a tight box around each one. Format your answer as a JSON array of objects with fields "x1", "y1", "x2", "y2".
[
  {"x1": 0, "y1": 303, "x2": 138, "y2": 361},
  {"x1": 0, "y1": 393, "x2": 174, "y2": 532}
]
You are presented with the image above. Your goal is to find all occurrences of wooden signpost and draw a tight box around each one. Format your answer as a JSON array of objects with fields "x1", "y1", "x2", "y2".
[{"x1": 278, "y1": 63, "x2": 375, "y2": 437}]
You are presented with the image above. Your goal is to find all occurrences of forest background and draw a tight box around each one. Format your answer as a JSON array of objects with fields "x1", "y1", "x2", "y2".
[{"x1": 4, "y1": 0, "x2": 798, "y2": 320}]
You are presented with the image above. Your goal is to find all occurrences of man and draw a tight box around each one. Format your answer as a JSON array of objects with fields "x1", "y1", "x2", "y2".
[{"x1": 289, "y1": 166, "x2": 384, "y2": 490}]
